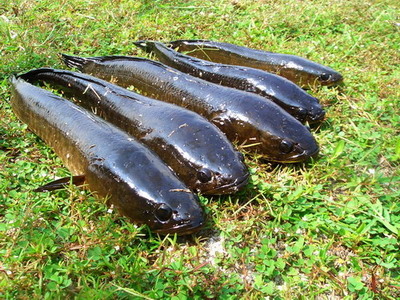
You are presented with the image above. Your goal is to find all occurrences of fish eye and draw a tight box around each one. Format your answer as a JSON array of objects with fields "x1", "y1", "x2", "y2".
[
  {"x1": 297, "y1": 107, "x2": 307, "y2": 117},
  {"x1": 280, "y1": 140, "x2": 294, "y2": 154},
  {"x1": 155, "y1": 204, "x2": 173, "y2": 222},
  {"x1": 319, "y1": 73, "x2": 331, "y2": 82},
  {"x1": 197, "y1": 168, "x2": 212, "y2": 183}
]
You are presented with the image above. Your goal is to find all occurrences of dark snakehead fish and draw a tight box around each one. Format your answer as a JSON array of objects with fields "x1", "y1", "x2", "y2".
[
  {"x1": 19, "y1": 68, "x2": 249, "y2": 195},
  {"x1": 62, "y1": 54, "x2": 319, "y2": 163},
  {"x1": 135, "y1": 41, "x2": 325, "y2": 123},
  {"x1": 168, "y1": 40, "x2": 343, "y2": 88},
  {"x1": 10, "y1": 77, "x2": 204, "y2": 235}
]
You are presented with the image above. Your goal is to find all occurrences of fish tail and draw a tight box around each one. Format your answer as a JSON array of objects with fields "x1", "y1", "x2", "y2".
[
  {"x1": 9, "y1": 75, "x2": 18, "y2": 85},
  {"x1": 16, "y1": 68, "x2": 55, "y2": 83},
  {"x1": 133, "y1": 40, "x2": 151, "y2": 53},
  {"x1": 168, "y1": 39, "x2": 209, "y2": 48},
  {"x1": 61, "y1": 54, "x2": 90, "y2": 70},
  {"x1": 167, "y1": 40, "x2": 180, "y2": 48}
]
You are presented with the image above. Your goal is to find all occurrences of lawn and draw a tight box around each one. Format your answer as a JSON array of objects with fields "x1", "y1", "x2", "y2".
[{"x1": 0, "y1": 0, "x2": 399, "y2": 298}]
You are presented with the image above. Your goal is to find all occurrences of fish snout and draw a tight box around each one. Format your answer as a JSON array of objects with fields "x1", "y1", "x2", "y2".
[
  {"x1": 318, "y1": 71, "x2": 343, "y2": 86},
  {"x1": 308, "y1": 108, "x2": 326, "y2": 123},
  {"x1": 154, "y1": 206, "x2": 205, "y2": 235}
]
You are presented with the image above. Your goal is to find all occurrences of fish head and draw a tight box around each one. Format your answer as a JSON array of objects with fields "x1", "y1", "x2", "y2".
[
  {"x1": 306, "y1": 104, "x2": 326, "y2": 123},
  {"x1": 255, "y1": 110, "x2": 320, "y2": 163},
  {"x1": 316, "y1": 70, "x2": 343, "y2": 86},
  {"x1": 282, "y1": 55, "x2": 343, "y2": 87},
  {"x1": 149, "y1": 192, "x2": 205, "y2": 235},
  {"x1": 267, "y1": 74, "x2": 326, "y2": 124},
  {"x1": 169, "y1": 117, "x2": 250, "y2": 195},
  {"x1": 293, "y1": 99, "x2": 325, "y2": 124},
  {"x1": 107, "y1": 181, "x2": 205, "y2": 235},
  {"x1": 277, "y1": 136, "x2": 319, "y2": 163},
  {"x1": 259, "y1": 132, "x2": 319, "y2": 163},
  {"x1": 87, "y1": 154, "x2": 205, "y2": 236},
  {"x1": 194, "y1": 150, "x2": 249, "y2": 195},
  {"x1": 298, "y1": 61, "x2": 343, "y2": 87},
  {"x1": 115, "y1": 183, "x2": 205, "y2": 235},
  {"x1": 224, "y1": 99, "x2": 319, "y2": 164}
]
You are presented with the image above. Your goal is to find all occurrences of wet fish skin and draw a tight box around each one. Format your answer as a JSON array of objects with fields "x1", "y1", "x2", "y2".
[
  {"x1": 135, "y1": 40, "x2": 325, "y2": 123},
  {"x1": 10, "y1": 77, "x2": 205, "y2": 235},
  {"x1": 168, "y1": 39, "x2": 343, "y2": 88},
  {"x1": 19, "y1": 68, "x2": 249, "y2": 195},
  {"x1": 61, "y1": 54, "x2": 319, "y2": 163}
]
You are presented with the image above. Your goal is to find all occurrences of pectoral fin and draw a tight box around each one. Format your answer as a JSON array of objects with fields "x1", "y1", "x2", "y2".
[{"x1": 33, "y1": 175, "x2": 86, "y2": 192}]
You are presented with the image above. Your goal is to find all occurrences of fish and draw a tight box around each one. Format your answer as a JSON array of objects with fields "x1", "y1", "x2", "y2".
[
  {"x1": 61, "y1": 54, "x2": 319, "y2": 163},
  {"x1": 134, "y1": 40, "x2": 325, "y2": 123},
  {"x1": 19, "y1": 68, "x2": 249, "y2": 195},
  {"x1": 168, "y1": 39, "x2": 343, "y2": 88},
  {"x1": 10, "y1": 76, "x2": 205, "y2": 235}
]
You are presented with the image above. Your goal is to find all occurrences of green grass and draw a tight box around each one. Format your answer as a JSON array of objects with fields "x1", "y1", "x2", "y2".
[{"x1": 1, "y1": 0, "x2": 399, "y2": 298}]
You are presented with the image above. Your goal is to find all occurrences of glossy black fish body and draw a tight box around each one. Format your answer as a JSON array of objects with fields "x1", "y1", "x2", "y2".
[
  {"x1": 10, "y1": 77, "x2": 204, "y2": 235},
  {"x1": 19, "y1": 68, "x2": 249, "y2": 195},
  {"x1": 135, "y1": 41, "x2": 325, "y2": 123},
  {"x1": 168, "y1": 40, "x2": 343, "y2": 88},
  {"x1": 62, "y1": 54, "x2": 319, "y2": 163}
]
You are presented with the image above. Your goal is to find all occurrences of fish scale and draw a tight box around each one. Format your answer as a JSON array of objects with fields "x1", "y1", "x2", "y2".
[
  {"x1": 61, "y1": 54, "x2": 319, "y2": 163},
  {"x1": 10, "y1": 77, "x2": 204, "y2": 235},
  {"x1": 134, "y1": 40, "x2": 326, "y2": 123},
  {"x1": 168, "y1": 39, "x2": 343, "y2": 88},
  {"x1": 19, "y1": 68, "x2": 249, "y2": 195}
]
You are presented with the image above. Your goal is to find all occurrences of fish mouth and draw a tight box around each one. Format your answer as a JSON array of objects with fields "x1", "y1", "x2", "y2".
[
  {"x1": 320, "y1": 74, "x2": 343, "y2": 86},
  {"x1": 201, "y1": 172, "x2": 250, "y2": 195},
  {"x1": 307, "y1": 110, "x2": 326, "y2": 123},
  {"x1": 306, "y1": 145, "x2": 320, "y2": 158},
  {"x1": 153, "y1": 216, "x2": 205, "y2": 236},
  {"x1": 280, "y1": 145, "x2": 320, "y2": 163}
]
